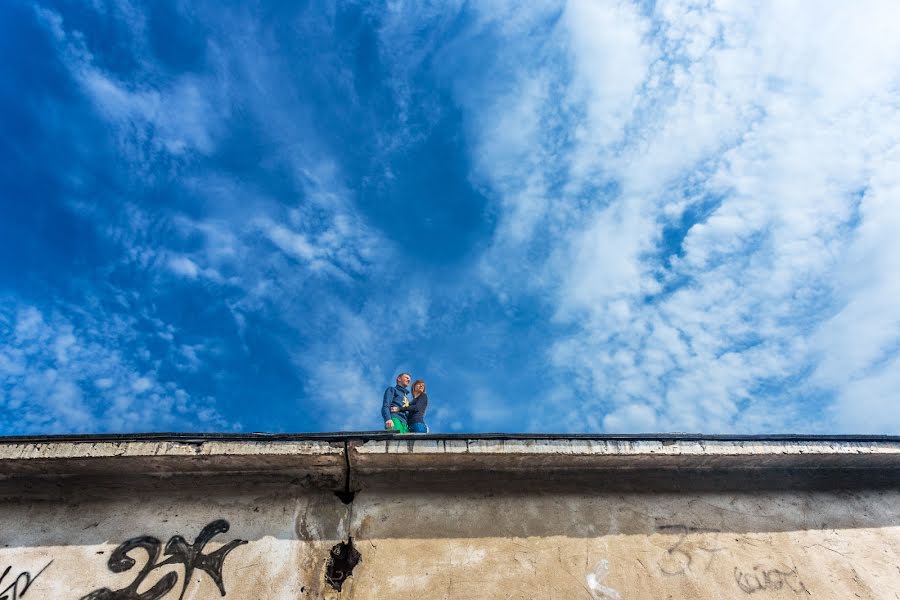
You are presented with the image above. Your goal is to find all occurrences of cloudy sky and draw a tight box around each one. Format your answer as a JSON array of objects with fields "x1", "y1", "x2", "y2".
[{"x1": 2, "y1": 0, "x2": 899, "y2": 435}]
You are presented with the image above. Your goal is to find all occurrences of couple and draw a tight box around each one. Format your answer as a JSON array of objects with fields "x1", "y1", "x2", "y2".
[{"x1": 382, "y1": 372, "x2": 429, "y2": 433}]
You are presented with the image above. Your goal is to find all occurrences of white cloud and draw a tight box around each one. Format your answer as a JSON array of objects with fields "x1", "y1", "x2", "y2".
[
  {"x1": 259, "y1": 213, "x2": 377, "y2": 281},
  {"x1": 39, "y1": 1, "x2": 391, "y2": 319},
  {"x1": 14, "y1": 306, "x2": 46, "y2": 341},
  {"x1": 131, "y1": 377, "x2": 153, "y2": 393},
  {"x1": 603, "y1": 403, "x2": 658, "y2": 432},
  {"x1": 168, "y1": 256, "x2": 200, "y2": 279},
  {"x1": 303, "y1": 361, "x2": 381, "y2": 432},
  {"x1": 0, "y1": 302, "x2": 231, "y2": 434},
  {"x1": 265, "y1": 224, "x2": 318, "y2": 263},
  {"x1": 828, "y1": 353, "x2": 900, "y2": 432},
  {"x1": 561, "y1": 0, "x2": 652, "y2": 148},
  {"x1": 77, "y1": 70, "x2": 219, "y2": 156},
  {"x1": 34, "y1": 2, "x2": 226, "y2": 165},
  {"x1": 463, "y1": 0, "x2": 900, "y2": 432}
]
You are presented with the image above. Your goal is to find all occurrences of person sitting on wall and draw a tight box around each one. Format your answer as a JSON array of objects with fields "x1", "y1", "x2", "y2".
[
  {"x1": 382, "y1": 372, "x2": 412, "y2": 433},
  {"x1": 391, "y1": 378, "x2": 429, "y2": 433}
]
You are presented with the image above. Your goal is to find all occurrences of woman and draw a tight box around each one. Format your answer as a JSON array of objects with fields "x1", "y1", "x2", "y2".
[{"x1": 391, "y1": 379, "x2": 429, "y2": 433}]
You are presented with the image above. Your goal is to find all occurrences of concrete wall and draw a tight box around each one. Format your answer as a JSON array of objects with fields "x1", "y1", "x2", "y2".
[{"x1": 1, "y1": 435, "x2": 900, "y2": 599}]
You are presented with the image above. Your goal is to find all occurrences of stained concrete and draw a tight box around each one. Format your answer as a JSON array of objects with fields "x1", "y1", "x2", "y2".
[{"x1": 1, "y1": 434, "x2": 899, "y2": 599}]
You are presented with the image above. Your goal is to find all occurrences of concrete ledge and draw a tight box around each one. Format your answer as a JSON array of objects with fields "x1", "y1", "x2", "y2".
[
  {"x1": 345, "y1": 438, "x2": 900, "y2": 491},
  {"x1": 2, "y1": 435, "x2": 900, "y2": 491},
  {"x1": 0, "y1": 439, "x2": 346, "y2": 485},
  {"x1": 350, "y1": 438, "x2": 900, "y2": 471}
]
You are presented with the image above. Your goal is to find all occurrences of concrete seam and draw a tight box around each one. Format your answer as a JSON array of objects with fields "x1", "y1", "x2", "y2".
[{"x1": 344, "y1": 440, "x2": 353, "y2": 494}]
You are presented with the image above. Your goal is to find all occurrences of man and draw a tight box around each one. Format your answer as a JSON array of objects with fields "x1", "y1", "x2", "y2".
[{"x1": 382, "y1": 372, "x2": 412, "y2": 433}]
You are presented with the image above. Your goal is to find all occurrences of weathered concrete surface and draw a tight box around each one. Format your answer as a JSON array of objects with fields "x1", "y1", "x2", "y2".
[
  {"x1": 0, "y1": 438, "x2": 346, "y2": 486},
  {"x1": 1, "y1": 434, "x2": 900, "y2": 599},
  {"x1": 350, "y1": 437, "x2": 900, "y2": 472},
  {"x1": 0, "y1": 479, "x2": 348, "y2": 599},
  {"x1": 345, "y1": 487, "x2": 900, "y2": 599}
]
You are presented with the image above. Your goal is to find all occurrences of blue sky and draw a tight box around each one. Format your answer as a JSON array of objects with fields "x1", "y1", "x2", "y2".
[{"x1": 2, "y1": 0, "x2": 900, "y2": 435}]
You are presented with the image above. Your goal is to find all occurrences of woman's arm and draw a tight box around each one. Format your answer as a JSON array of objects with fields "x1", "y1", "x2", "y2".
[{"x1": 400, "y1": 395, "x2": 427, "y2": 416}]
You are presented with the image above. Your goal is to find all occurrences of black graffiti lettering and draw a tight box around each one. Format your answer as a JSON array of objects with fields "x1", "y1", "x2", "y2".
[
  {"x1": 0, "y1": 561, "x2": 52, "y2": 600},
  {"x1": 734, "y1": 567, "x2": 763, "y2": 594},
  {"x1": 734, "y1": 564, "x2": 808, "y2": 595},
  {"x1": 158, "y1": 520, "x2": 247, "y2": 599},
  {"x1": 658, "y1": 534, "x2": 693, "y2": 575},
  {"x1": 80, "y1": 537, "x2": 178, "y2": 600},
  {"x1": 79, "y1": 520, "x2": 247, "y2": 600},
  {"x1": 656, "y1": 526, "x2": 723, "y2": 576},
  {"x1": 763, "y1": 568, "x2": 785, "y2": 589}
]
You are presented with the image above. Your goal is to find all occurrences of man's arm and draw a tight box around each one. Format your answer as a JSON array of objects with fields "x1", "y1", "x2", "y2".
[{"x1": 381, "y1": 387, "x2": 395, "y2": 426}]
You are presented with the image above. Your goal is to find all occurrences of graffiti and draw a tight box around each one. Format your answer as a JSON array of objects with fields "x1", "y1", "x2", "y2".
[
  {"x1": 79, "y1": 520, "x2": 247, "y2": 600},
  {"x1": 656, "y1": 525, "x2": 724, "y2": 576},
  {"x1": 0, "y1": 561, "x2": 52, "y2": 599},
  {"x1": 734, "y1": 564, "x2": 808, "y2": 594},
  {"x1": 585, "y1": 559, "x2": 621, "y2": 600}
]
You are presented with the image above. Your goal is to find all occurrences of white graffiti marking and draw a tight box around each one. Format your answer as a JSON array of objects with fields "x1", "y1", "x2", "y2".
[{"x1": 586, "y1": 559, "x2": 621, "y2": 600}]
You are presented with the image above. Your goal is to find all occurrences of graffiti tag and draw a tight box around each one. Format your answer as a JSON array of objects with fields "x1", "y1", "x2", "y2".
[
  {"x1": 79, "y1": 520, "x2": 247, "y2": 600},
  {"x1": 656, "y1": 525, "x2": 724, "y2": 576},
  {"x1": 734, "y1": 564, "x2": 808, "y2": 594},
  {"x1": 0, "y1": 561, "x2": 52, "y2": 600}
]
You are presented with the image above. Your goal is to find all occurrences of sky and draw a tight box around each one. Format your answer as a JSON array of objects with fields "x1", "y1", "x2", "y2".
[{"x1": 2, "y1": 0, "x2": 900, "y2": 435}]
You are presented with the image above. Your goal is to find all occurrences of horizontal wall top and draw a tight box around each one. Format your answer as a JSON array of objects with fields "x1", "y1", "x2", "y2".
[
  {"x1": 2, "y1": 432, "x2": 900, "y2": 443},
  {"x1": 1, "y1": 434, "x2": 899, "y2": 482}
]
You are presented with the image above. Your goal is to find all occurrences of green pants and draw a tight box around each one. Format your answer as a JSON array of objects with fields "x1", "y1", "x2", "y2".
[{"x1": 388, "y1": 417, "x2": 409, "y2": 433}]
